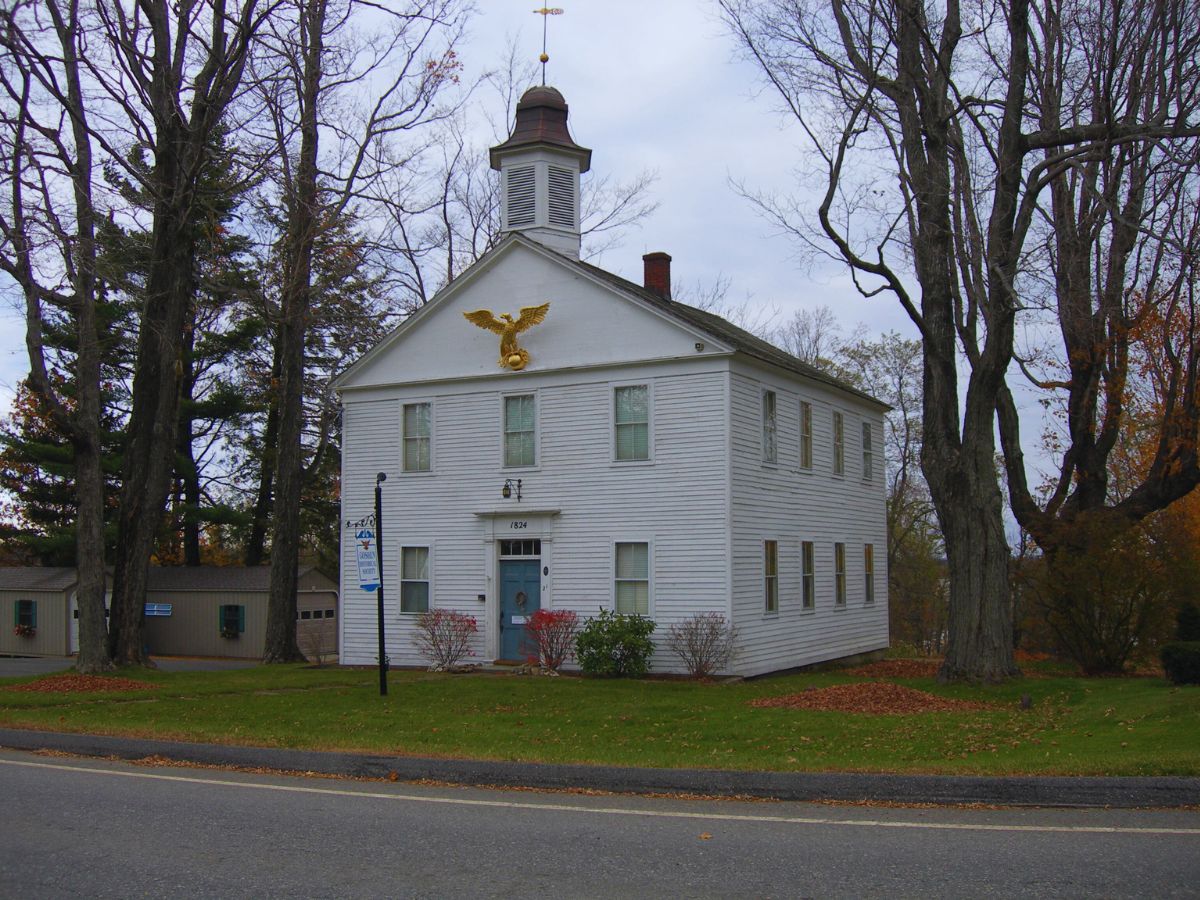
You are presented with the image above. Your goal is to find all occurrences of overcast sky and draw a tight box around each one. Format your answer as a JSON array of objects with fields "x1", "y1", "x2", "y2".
[{"x1": 0, "y1": 0, "x2": 927, "y2": 426}]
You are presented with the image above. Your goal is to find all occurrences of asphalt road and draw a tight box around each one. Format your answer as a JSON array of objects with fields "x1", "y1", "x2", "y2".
[{"x1": 2, "y1": 749, "x2": 1198, "y2": 899}]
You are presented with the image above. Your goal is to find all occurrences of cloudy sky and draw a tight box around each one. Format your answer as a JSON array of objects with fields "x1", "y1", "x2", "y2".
[{"x1": 0, "y1": 0, "x2": 926, "y2": 425}]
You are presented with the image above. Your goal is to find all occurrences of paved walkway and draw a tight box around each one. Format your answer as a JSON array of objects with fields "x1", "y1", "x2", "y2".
[{"x1": 1, "y1": 727, "x2": 1197, "y2": 809}]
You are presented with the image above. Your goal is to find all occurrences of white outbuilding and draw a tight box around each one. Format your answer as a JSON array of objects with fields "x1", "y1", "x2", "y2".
[{"x1": 335, "y1": 86, "x2": 888, "y2": 676}]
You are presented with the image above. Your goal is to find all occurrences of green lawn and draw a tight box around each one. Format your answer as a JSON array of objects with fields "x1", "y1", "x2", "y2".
[{"x1": 1, "y1": 663, "x2": 1196, "y2": 776}]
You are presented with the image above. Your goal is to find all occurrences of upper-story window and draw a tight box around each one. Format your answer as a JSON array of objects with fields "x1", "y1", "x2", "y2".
[
  {"x1": 799, "y1": 400, "x2": 813, "y2": 469},
  {"x1": 614, "y1": 385, "x2": 649, "y2": 461},
  {"x1": 762, "y1": 390, "x2": 777, "y2": 464},
  {"x1": 504, "y1": 394, "x2": 536, "y2": 467},
  {"x1": 862, "y1": 422, "x2": 873, "y2": 481},
  {"x1": 833, "y1": 411, "x2": 845, "y2": 476},
  {"x1": 402, "y1": 402, "x2": 431, "y2": 472}
]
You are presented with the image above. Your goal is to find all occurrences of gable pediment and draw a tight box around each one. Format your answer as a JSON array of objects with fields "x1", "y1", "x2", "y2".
[{"x1": 336, "y1": 237, "x2": 726, "y2": 390}]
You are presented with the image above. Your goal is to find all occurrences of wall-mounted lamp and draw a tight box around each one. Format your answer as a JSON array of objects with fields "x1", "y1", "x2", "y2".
[
  {"x1": 502, "y1": 478, "x2": 522, "y2": 501},
  {"x1": 695, "y1": 342, "x2": 705, "y2": 352}
]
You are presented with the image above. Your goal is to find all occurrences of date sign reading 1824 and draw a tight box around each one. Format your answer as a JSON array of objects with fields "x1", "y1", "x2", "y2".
[{"x1": 509, "y1": 521, "x2": 528, "y2": 530}]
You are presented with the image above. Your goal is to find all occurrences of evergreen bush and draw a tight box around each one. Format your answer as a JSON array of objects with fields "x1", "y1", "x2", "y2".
[
  {"x1": 1160, "y1": 641, "x2": 1200, "y2": 685},
  {"x1": 574, "y1": 609, "x2": 656, "y2": 677},
  {"x1": 1176, "y1": 602, "x2": 1200, "y2": 642}
]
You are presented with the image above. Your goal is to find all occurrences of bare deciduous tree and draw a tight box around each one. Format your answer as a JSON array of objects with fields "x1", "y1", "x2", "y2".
[
  {"x1": 722, "y1": 0, "x2": 1200, "y2": 680},
  {"x1": 0, "y1": 0, "x2": 110, "y2": 672}
]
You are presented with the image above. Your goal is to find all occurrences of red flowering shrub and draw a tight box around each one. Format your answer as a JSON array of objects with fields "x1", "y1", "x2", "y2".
[
  {"x1": 413, "y1": 609, "x2": 477, "y2": 671},
  {"x1": 522, "y1": 609, "x2": 580, "y2": 671}
]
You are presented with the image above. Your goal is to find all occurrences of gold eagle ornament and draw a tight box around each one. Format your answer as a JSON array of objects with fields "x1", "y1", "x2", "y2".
[{"x1": 462, "y1": 303, "x2": 550, "y2": 371}]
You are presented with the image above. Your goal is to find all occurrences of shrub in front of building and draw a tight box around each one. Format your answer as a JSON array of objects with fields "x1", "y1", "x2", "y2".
[
  {"x1": 523, "y1": 609, "x2": 580, "y2": 672},
  {"x1": 666, "y1": 612, "x2": 737, "y2": 679},
  {"x1": 413, "y1": 609, "x2": 478, "y2": 671},
  {"x1": 1160, "y1": 642, "x2": 1200, "y2": 685},
  {"x1": 574, "y1": 609, "x2": 656, "y2": 677}
]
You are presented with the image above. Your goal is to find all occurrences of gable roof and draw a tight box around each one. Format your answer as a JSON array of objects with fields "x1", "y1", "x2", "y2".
[
  {"x1": 336, "y1": 232, "x2": 887, "y2": 410},
  {"x1": 0, "y1": 567, "x2": 79, "y2": 592},
  {"x1": 565, "y1": 255, "x2": 889, "y2": 411}
]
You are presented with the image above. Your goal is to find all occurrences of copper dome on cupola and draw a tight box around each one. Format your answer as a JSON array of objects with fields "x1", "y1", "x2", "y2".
[{"x1": 489, "y1": 85, "x2": 592, "y2": 173}]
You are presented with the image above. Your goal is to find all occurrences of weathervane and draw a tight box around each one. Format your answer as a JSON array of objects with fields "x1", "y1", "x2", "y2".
[{"x1": 533, "y1": 7, "x2": 563, "y2": 84}]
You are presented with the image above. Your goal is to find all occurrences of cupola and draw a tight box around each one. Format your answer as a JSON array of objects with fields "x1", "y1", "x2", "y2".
[{"x1": 490, "y1": 85, "x2": 592, "y2": 258}]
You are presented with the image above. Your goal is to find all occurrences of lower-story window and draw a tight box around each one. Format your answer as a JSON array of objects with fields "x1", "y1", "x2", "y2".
[
  {"x1": 834, "y1": 543, "x2": 847, "y2": 606},
  {"x1": 15, "y1": 598, "x2": 37, "y2": 628},
  {"x1": 801, "y1": 541, "x2": 815, "y2": 610},
  {"x1": 864, "y1": 543, "x2": 875, "y2": 604},
  {"x1": 401, "y1": 546, "x2": 430, "y2": 613},
  {"x1": 764, "y1": 540, "x2": 779, "y2": 613},
  {"x1": 615, "y1": 542, "x2": 649, "y2": 615},
  {"x1": 219, "y1": 604, "x2": 245, "y2": 636}
]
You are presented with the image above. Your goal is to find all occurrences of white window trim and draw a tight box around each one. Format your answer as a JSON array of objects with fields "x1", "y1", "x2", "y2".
[
  {"x1": 763, "y1": 538, "x2": 780, "y2": 616},
  {"x1": 612, "y1": 537, "x2": 654, "y2": 616},
  {"x1": 799, "y1": 538, "x2": 816, "y2": 613},
  {"x1": 761, "y1": 388, "x2": 778, "y2": 466},
  {"x1": 500, "y1": 390, "x2": 540, "y2": 471},
  {"x1": 610, "y1": 381, "x2": 654, "y2": 465},
  {"x1": 399, "y1": 542, "x2": 433, "y2": 615},
  {"x1": 798, "y1": 399, "x2": 813, "y2": 471},
  {"x1": 400, "y1": 398, "x2": 435, "y2": 475},
  {"x1": 832, "y1": 410, "x2": 845, "y2": 478}
]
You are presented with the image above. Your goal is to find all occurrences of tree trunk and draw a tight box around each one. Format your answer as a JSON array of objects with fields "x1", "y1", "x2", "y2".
[
  {"x1": 178, "y1": 326, "x2": 202, "y2": 567},
  {"x1": 263, "y1": 0, "x2": 326, "y2": 664},
  {"x1": 109, "y1": 211, "x2": 195, "y2": 666},
  {"x1": 244, "y1": 348, "x2": 282, "y2": 567},
  {"x1": 933, "y1": 464, "x2": 1018, "y2": 682}
]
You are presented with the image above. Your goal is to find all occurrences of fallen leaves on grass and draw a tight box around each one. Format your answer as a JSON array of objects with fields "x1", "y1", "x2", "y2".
[
  {"x1": 9, "y1": 674, "x2": 157, "y2": 693},
  {"x1": 844, "y1": 659, "x2": 941, "y2": 679},
  {"x1": 749, "y1": 682, "x2": 993, "y2": 715}
]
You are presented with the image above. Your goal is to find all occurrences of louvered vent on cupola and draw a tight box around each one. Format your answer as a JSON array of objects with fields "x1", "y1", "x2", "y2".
[
  {"x1": 547, "y1": 165, "x2": 576, "y2": 228},
  {"x1": 506, "y1": 165, "x2": 536, "y2": 228}
]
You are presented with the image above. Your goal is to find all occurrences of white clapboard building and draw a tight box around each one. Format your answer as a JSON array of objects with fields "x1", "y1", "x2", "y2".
[{"x1": 335, "y1": 86, "x2": 888, "y2": 676}]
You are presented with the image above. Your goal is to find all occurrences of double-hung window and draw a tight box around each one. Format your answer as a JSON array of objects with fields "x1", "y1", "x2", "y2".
[
  {"x1": 401, "y1": 546, "x2": 430, "y2": 613},
  {"x1": 615, "y1": 542, "x2": 650, "y2": 615},
  {"x1": 834, "y1": 542, "x2": 847, "y2": 605},
  {"x1": 864, "y1": 544, "x2": 875, "y2": 604},
  {"x1": 614, "y1": 385, "x2": 649, "y2": 461},
  {"x1": 799, "y1": 401, "x2": 813, "y2": 469},
  {"x1": 801, "y1": 541, "x2": 815, "y2": 610},
  {"x1": 504, "y1": 394, "x2": 536, "y2": 467},
  {"x1": 402, "y1": 402, "x2": 431, "y2": 472},
  {"x1": 833, "y1": 412, "x2": 845, "y2": 476},
  {"x1": 862, "y1": 422, "x2": 873, "y2": 481},
  {"x1": 762, "y1": 390, "x2": 777, "y2": 464},
  {"x1": 14, "y1": 599, "x2": 36, "y2": 629},
  {"x1": 764, "y1": 540, "x2": 779, "y2": 613}
]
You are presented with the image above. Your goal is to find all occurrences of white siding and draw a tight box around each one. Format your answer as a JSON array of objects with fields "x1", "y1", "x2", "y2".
[
  {"x1": 340, "y1": 362, "x2": 731, "y2": 672},
  {"x1": 728, "y1": 363, "x2": 889, "y2": 676}
]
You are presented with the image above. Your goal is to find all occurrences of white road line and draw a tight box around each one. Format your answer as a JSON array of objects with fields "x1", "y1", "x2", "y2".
[{"x1": 3, "y1": 757, "x2": 1198, "y2": 836}]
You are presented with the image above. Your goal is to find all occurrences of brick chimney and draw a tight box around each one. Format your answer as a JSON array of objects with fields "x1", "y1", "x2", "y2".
[{"x1": 642, "y1": 252, "x2": 672, "y2": 300}]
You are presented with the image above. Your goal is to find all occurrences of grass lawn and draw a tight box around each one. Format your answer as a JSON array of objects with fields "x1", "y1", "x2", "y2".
[{"x1": 0, "y1": 663, "x2": 1196, "y2": 776}]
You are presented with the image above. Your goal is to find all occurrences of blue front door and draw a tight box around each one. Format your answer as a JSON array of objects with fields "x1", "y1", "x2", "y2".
[{"x1": 499, "y1": 559, "x2": 541, "y2": 660}]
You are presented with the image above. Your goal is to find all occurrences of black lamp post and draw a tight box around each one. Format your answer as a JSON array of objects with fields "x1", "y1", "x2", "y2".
[{"x1": 375, "y1": 472, "x2": 388, "y2": 696}]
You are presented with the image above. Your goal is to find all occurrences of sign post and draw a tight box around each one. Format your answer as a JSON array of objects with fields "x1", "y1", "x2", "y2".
[{"x1": 374, "y1": 473, "x2": 388, "y2": 696}]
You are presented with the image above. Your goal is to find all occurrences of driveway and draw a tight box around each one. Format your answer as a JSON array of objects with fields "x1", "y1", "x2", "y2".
[{"x1": 0, "y1": 656, "x2": 259, "y2": 677}]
